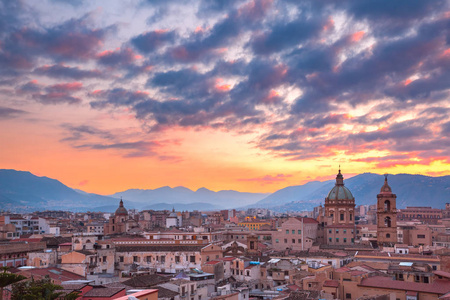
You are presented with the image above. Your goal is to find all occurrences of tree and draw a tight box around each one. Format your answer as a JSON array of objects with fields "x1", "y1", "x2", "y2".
[
  {"x1": 11, "y1": 276, "x2": 80, "y2": 300},
  {"x1": 0, "y1": 267, "x2": 26, "y2": 300}
]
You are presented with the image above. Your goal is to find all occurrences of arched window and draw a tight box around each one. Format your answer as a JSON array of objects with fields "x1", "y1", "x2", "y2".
[
  {"x1": 384, "y1": 217, "x2": 392, "y2": 227},
  {"x1": 384, "y1": 200, "x2": 391, "y2": 211}
]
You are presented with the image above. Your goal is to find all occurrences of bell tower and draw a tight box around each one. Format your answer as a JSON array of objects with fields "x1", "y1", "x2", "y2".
[{"x1": 377, "y1": 175, "x2": 397, "y2": 247}]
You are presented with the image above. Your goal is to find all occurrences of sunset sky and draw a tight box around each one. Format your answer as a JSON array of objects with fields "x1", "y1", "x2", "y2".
[{"x1": 1, "y1": 0, "x2": 449, "y2": 195}]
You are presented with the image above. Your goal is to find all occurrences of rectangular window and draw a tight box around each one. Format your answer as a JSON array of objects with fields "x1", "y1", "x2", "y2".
[
  {"x1": 343, "y1": 230, "x2": 347, "y2": 234},
  {"x1": 336, "y1": 238, "x2": 339, "y2": 242},
  {"x1": 190, "y1": 256, "x2": 196, "y2": 263},
  {"x1": 284, "y1": 239, "x2": 287, "y2": 243},
  {"x1": 292, "y1": 230, "x2": 295, "y2": 234},
  {"x1": 298, "y1": 239, "x2": 301, "y2": 243},
  {"x1": 286, "y1": 230, "x2": 289, "y2": 234},
  {"x1": 175, "y1": 256, "x2": 180, "y2": 263},
  {"x1": 336, "y1": 229, "x2": 339, "y2": 233},
  {"x1": 346, "y1": 293, "x2": 351, "y2": 299},
  {"x1": 417, "y1": 234, "x2": 425, "y2": 238},
  {"x1": 103, "y1": 256, "x2": 107, "y2": 262},
  {"x1": 146, "y1": 256, "x2": 151, "y2": 263},
  {"x1": 350, "y1": 214, "x2": 352, "y2": 221},
  {"x1": 133, "y1": 256, "x2": 139, "y2": 262},
  {"x1": 119, "y1": 256, "x2": 124, "y2": 262},
  {"x1": 292, "y1": 239, "x2": 295, "y2": 243},
  {"x1": 298, "y1": 230, "x2": 301, "y2": 234},
  {"x1": 275, "y1": 239, "x2": 279, "y2": 243},
  {"x1": 161, "y1": 255, "x2": 166, "y2": 263},
  {"x1": 329, "y1": 238, "x2": 332, "y2": 242},
  {"x1": 344, "y1": 238, "x2": 347, "y2": 243},
  {"x1": 329, "y1": 229, "x2": 332, "y2": 234},
  {"x1": 340, "y1": 214, "x2": 344, "y2": 221}
]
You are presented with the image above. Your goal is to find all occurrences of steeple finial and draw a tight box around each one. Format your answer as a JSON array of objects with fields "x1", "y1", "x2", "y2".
[{"x1": 336, "y1": 167, "x2": 344, "y2": 185}]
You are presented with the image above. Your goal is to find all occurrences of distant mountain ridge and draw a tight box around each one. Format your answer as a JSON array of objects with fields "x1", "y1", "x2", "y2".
[
  {"x1": 109, "y1": 187, "x2": 269, "y2": 210},
  {"x1": 0, "y1": 169, "x2": 448, "y2": 213},
  {"x1": 250, "y1": 173, "x2": 450, "y2": 212},
  {"x1": 0, "y1": 169, "x2": 129, "y2": 212}
]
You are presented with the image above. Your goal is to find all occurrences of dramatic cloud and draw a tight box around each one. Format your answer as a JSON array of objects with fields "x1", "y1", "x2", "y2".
[
  {"x1": 1, "y1": 0, "x2": 450, "y2": 191},
  {"x1": 33, "y1": 64, "x2": 103, "y2": 80}
]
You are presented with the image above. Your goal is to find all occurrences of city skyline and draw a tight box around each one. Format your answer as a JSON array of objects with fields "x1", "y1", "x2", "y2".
[{"x1": 1, "y1": 0, "x2": 449, "y2": 195}]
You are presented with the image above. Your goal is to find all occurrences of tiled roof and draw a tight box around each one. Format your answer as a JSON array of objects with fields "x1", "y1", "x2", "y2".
[
  {"x1": 152, "y1": 286, "x2": 179, "y2": 298},
  {"x1": 358, "y1": 276, "x2": 450, "y2": 295},
  {"x1": 18, "y1": 267, "x2": 84, "y2": 282},
  {"x1": 434, "y1": 270, "x2": 450, "y2": 279},
  {"x1": 323, "y1": 280, "x2": 339, "y2": 288},
  {"x1": 122, "y1": 274, "x2": 170, "y2": 288},
  {"x1": 83, "y1": 286, "x2": 124, "y2": 297}
]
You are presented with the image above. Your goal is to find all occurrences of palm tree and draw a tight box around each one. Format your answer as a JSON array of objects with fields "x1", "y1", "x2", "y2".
[{"x1": 0, "y1": 267, "x2": 26, "y2": 300}]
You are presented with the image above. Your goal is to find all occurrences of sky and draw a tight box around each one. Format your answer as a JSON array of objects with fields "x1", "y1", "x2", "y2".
[{"x1": 0, "y1": 0, "x2": 449, "y2": 195}]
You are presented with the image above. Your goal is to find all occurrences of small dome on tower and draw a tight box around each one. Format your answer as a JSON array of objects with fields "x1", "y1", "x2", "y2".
[
  {"x1": 326, "y1": 169, "x2": 355, "y2": 201},
  {"x1": 380, "y1": 174, "x2": 392, "y2": 193},
  {"x1": 115, "y1": 199, "x2": 128, "y2": 216}
]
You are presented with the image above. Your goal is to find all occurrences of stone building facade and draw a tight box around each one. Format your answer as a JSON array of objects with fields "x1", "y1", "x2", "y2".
[{"x1": 323, "y1": 169, "x2": 356, "y2": 245}]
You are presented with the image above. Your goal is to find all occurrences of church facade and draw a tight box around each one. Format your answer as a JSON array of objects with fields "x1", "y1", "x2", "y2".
[{"x1": 322, "y1": 169, "x2": 356, "y2": 245}]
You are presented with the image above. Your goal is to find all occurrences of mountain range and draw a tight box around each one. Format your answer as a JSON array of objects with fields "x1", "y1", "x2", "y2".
[{"x1": 0, "y1": 169, "x2": 448, "y2": 212}]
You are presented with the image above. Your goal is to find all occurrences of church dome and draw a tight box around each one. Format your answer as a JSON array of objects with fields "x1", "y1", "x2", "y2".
[
  {"x1": 380, "y1": 175, "x2": 392, "y2": 193},
  {"x1": 326, "y1": 169, "x2": 355, "y2": 201},
  {"x1": 115, "y1": 199, "x2": 128, "y2": 216}
]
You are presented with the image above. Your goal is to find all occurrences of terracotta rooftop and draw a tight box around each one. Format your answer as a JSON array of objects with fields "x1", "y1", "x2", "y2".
[
  {"x1": 434, "y1": 270, "x2": 450, "y2": 279},
  {"x1": 83, "y1": 286, "x2": 125, "y2": 297},
  {"x1": 358, "y1": 276, "x2": 450, "y2": 295},
  {"x1": 323, "y1": 280, "x2": 339, "y2": 288},
  {"x1": 122, "y1": 274, "x2": 170, "y2": 288},
  {"x1": 18, "y1": 267, "x2": 84, "y2": 282}
]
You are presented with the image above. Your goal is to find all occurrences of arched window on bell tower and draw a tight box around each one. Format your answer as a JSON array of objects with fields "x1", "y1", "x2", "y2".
[
  {"x1": 384, "y1": 200, "x2": 391, "y2": 211},
  {"x1": 384, "y1": 217, "x2": 392, "y2": 227}
]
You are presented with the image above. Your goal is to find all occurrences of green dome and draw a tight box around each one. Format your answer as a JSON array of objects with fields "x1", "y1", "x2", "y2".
[
  {"x1": 326, "y1": 169, "x2": 355, "y2": 201},
  {"x1": 326, "y1": 185, "x2": 354, "y2": 201}
]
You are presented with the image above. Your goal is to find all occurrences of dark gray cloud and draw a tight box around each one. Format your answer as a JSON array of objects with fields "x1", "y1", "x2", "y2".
[
  {"x1": 0, "y1": 106, "x2": 27, "y2": 119},
  {"x1": 33, "y1": 64, "x2": 103, "y2": 80},
  {"x1": 131, "y1": 30, "x2": 177, "y2": 54},
  {"x1": 75, "y1": 140, "x2": 160, "y2": 158},
  {"x1": 0, "y1": 12, "x2": 114, "y2": 76},
  {"x1": 60, "y1": 123, "x2": 115, "y2": 142}
]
